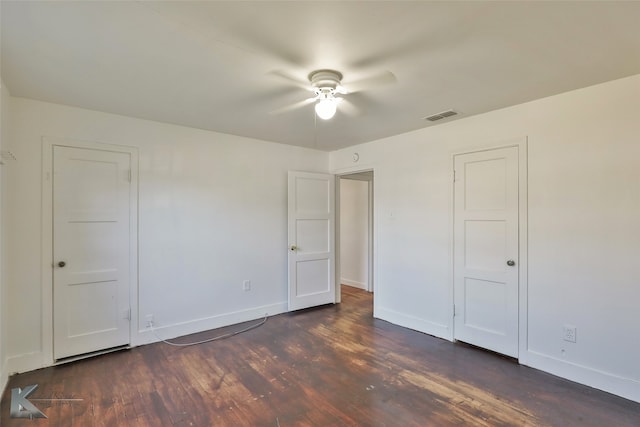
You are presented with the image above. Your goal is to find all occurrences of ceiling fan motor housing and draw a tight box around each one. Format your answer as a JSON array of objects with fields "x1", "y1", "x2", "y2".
[{"x1": 309, "y1": 69, "x2": 343, "y2": 92}]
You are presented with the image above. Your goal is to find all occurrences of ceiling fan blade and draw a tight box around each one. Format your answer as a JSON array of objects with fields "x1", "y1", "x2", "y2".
[
  {"x1": 270, "y1": 97, "x2": 316, "y2": 115},
  {"x1": 350, "y1": 37, "x2": 433, "y2": 69},
  {"x1": 348, "y1": 11, "x2": 477, "y2": 70},
  {"x1": 342, "y1": 71, "x2": 397, "y2": 93},
  {"x1": 267, "y1": 70, "x2": 314, "y2": 92},
  {"x1": 338, "y1": 98, "x2": 361, "y2": 117},
  {"x1": 341, "y1": 92, "x2": 378, "y2": 117},
  {"x1": 229, "y1": 22, "x2": 311, "y2": 70}
]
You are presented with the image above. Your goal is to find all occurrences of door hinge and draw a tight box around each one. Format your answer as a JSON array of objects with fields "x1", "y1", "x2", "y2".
[
  {"x1": 124, "y1": 308, "x2": 131, "y2": 321},
  {"x1": 453, "y1": 170, "x2": 456, "y2": 182},
  {"x1": 453, "y1": 304, "x2": 457, "y2": 316},
  {"x1": 127, "y1": 170, "x2": 132, "y2": 182}
]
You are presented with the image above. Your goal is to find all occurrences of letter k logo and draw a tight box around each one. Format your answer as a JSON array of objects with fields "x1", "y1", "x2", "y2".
[{"x1": 10, "y1": 384, "x2": 47, "y2": 419}]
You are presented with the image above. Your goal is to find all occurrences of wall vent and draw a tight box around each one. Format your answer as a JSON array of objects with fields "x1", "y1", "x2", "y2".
[{"x1": 424, "y1": 109, "x2": 458, "y2": 122}]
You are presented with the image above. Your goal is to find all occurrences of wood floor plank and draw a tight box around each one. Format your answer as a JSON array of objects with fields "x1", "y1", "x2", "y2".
[{"x1": 1, "y1": 286, "x2": 639, "y2": 426}]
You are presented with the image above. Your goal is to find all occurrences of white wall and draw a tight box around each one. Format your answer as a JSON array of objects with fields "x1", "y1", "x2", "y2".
[
  {"x1": 0, "y1": 78, "x2": 9, "y2": 392},
  {"x1": 330, "y1": 74, "x2": 640, "y2": 403},
  {"x1": 3, "y1": 75, "x2": 639, "y2": 404},
  {"x1": 340, "y1": 179, "x2": 369, "y2": 289},
  {"x1": 4, "y1": 97, "x2": 329, "y2": 374}
]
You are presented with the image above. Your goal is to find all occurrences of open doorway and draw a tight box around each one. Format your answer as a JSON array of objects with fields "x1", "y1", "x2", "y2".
[{"x1": 337, "y1": 171, "x2": 373, "y2": 303}]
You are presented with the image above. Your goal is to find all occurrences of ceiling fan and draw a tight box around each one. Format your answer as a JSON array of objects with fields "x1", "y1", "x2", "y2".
[{"x1": 270, "y1": 69, "x2": 396, "y2": 120}]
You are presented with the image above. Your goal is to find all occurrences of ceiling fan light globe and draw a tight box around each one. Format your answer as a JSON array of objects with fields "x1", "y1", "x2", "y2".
[{"x1": 315, "y1": 99, "x2": 337, "y2": 120}]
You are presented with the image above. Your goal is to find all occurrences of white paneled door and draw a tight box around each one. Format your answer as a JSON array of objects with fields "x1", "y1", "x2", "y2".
[
  {"x1": 53, "y1": 146, "x2": 131, "y2": 359},
  {"x1": 454, "y1": 146, "x2": 519, "y2": 357},
  {"x1": 288, "y1": 171, "x2": 335, "y2": 311}
]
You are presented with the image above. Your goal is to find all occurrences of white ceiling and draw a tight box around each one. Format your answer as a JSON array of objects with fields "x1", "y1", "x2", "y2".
[{"x1": 2, "y1": 1, "x2": 640, "y2": 151}]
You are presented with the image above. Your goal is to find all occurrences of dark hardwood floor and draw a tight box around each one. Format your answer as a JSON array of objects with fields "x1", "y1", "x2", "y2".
[{"x1": 2, "y1": 286, "x2": 639, "y2": 426}]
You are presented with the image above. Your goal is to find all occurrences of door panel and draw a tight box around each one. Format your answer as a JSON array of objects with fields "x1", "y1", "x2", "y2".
[
  {"x1": 296, "y1": 219, "x2": 330, "y2": 252},
  {"x1": 296, "y1": 259, "x2": 331, "y2": 296},
  {"x1": 463, "y1": 278, "x2": 508, "y2": 334},
  {"x1": 464, "y1": 158, "x2": 508, "y2": 210},
  {"x1": 454, "y1": 146, "x2": 519, "y2": 357},
  {"x1": 288, "y1": 171, "x2": 335, "y2": 311},
  {"x1": 465, "y1": 220, "x2": 506, "y2": 271},
  {"x1": 53, "y1": 146, "x2": 131, "y2": 359}
]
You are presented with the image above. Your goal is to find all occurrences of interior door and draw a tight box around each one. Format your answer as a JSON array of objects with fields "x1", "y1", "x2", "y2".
[
  {"x1": 288, "y1": 171, "x2": 335, "y2": 311},
  {"x1": 453, "y1": 146, "x2": 519, "y2": 357},
  {"x1": 53, "y1": 146, "x2": 131, "y2": 359}
]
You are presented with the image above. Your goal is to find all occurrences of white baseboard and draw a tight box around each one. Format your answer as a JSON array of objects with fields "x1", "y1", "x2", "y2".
[
  {"x1": 525, "y1": 350, "x2": 640, "y2": 403},
  {"x1": 375, "y1": 306, "x2": 451, "y2": 341},
  {"x1": 0, "y1": 304, "x2": 290, "y2": 382},
  {"x1": 135, "y1": 301, "x2": 289, "y2": 346},
  {"x1": 373, "y1": 308, "x2": 639, "y2": 403},
  {"x1": 6, "y1": 306, "x2": 637, "y2": 405},
  {"x1": 341, "y1": 278, "x2": 367, "y2": 290},
  {"x1": 5, "y1": 351, "x2": 44, "y2": 377}
]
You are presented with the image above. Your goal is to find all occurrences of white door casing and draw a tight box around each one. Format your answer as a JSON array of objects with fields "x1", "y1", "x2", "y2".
[
  {"x1": 288, "y1": 171, "x2": 336, "y2": 311},
  {"x1": 453, "y1": 146, "x2": 519, "y2": 357},
  {"x1": 53, "y1": 146, "x2": 131, "y2": 359}
]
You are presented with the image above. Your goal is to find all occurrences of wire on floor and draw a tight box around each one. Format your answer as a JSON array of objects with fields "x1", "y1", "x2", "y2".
[{"x1": 149, "y1": 314, "x2": 268, "y2": 347}]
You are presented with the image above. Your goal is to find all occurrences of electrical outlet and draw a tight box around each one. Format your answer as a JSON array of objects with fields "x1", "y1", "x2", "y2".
[
  {"x1": 145, "y1": 314, "x2": 154, "y2": 328},
  {"x1": 563, "y1": 325, "x2": 577, "y2": 343},
  {"x1": 243, "y1": 280, "x2": 251, "y2": 292}
]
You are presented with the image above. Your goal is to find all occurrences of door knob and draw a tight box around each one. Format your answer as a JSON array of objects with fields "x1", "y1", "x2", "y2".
[
  {"x1": 506, "y1": 259, "x2": 516, "y2": 266},
  {"x1": 58, "y1": 261, "x2": 66, "y2": 268},
  {"x1": 290, "y1": 245, "x2": 297, "y2": 251}
]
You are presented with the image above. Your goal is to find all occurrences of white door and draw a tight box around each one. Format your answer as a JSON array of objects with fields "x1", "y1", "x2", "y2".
[
  {"x1": 53, "y1": 146, "x2": 131, "y2": 359},
  {"x1": 453, "y1": 146, "x2": 519, "y2": 357},
  {"x1": 288, "y1": 171, "x2": 335, "y2": 311}
]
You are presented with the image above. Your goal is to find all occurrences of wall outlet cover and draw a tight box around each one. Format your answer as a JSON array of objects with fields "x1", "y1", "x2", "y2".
[{"x1": 563, "y1": 325, "x2": 577, "y2": 343}]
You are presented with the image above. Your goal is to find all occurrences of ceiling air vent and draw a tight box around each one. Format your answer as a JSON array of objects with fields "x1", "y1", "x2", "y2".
[{"x1": 424, "y1": 109, "x2": 458, "y2": 122}]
